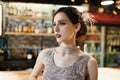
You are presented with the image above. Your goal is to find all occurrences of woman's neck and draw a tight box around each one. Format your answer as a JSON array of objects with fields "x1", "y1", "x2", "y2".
[
  {"x1": 60, "y1": 43, "x2": 76, "y2": 48},
  {"x1": 57, "y1": 43, "x2": 80, "y2": 56}
]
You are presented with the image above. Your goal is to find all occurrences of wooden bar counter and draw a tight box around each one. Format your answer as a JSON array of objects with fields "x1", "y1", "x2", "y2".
[{"x1": 0, "y1": 68, "x2": 120, "y2": 80}]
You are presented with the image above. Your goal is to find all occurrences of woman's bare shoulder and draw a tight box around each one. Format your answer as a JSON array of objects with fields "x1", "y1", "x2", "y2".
[
  {"x1": 87, "y1": 56, "x2": 98, "y2": 73},
  {"x1": 87, "y1": 56, "x2": 98, "y2": 80},
  {"x1": 88, "y1": 56, "x2": 97, "y2": 65}
]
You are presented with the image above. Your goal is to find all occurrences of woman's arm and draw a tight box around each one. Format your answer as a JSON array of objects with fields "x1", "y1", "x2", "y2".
[
  {"x1": 87, "y1": 57, "x2": 98, "y2": 80},
  {"x1": 29, "y1": 49, "x2": 49, "y2": 80}
]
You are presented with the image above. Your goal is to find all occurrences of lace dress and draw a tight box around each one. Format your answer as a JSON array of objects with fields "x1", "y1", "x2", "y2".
[{"x1": 42, "y1": 48, "x2": 90, "y2": 80}]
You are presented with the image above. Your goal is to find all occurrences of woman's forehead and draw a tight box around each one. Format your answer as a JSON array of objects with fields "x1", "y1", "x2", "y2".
[{"x1": 54, "y1": 12, "x2": 69, "y2": 22}]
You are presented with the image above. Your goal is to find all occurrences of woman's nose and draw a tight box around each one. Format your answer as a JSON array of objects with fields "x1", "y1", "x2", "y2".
[{"x1": 54, "y1": 26, "x2": 60, "y2": 32}]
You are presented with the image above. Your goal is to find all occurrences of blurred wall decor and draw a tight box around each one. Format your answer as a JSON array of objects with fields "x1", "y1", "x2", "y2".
[{"x1": 0, "y1": 4, "x2": 3, "y2": 36}]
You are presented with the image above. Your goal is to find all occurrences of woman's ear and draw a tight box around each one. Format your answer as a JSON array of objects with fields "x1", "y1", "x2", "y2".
[{"x1": 75, "y1": 23, "x2": 81, "y2": 32}]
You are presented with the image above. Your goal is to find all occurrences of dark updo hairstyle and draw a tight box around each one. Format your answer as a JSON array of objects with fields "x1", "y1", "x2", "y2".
[{"x1": 53, "y1": 7, "x2": 87, "y2": 42}]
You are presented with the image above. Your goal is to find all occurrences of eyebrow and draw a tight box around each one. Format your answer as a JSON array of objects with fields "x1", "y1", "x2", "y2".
[
  {"x1": 53, "y1": 19, "x2": 67, "y2": 23},
  {"x1": 58, "y1": 20, "x2": 67, "y2": 22}
]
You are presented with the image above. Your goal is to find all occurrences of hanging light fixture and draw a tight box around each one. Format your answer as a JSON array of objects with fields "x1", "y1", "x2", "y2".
[{"x1": 101, "y1": 0, "x2": 114, "y2": 5}]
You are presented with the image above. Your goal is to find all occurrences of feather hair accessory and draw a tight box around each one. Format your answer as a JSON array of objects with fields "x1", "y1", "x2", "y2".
[{"x1": 81, "y1": 11, "x2": 97, "y2": 26}]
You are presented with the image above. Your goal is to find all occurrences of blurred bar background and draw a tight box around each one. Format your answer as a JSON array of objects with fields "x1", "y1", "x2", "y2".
[{"x1": 0, "y1": 0, "x2": 120, "y2": 80}]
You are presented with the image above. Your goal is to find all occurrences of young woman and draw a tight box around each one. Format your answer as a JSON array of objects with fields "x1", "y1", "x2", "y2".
[{"x1": 29, "y1": 7, "x2": 98, "y2": 80}]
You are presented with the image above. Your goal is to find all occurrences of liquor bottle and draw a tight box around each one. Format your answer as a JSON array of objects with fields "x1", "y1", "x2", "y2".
[
  {"x1": 13, "y1": 4, "x2": 18, "y2": 16},
  {"x1": 9, "y1": 3, "x2": 13, "y2": 15}
]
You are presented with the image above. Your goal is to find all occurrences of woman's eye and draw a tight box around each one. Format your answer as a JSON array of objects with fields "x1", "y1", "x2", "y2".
[
  {"x1": 52, "y1": 22, "x2": 66, "y2": 28},
  {"x1": 52, "y1": 23, "x2": 56, "y2": 27},
  {"x1": 60, "y1": 22, "x2": 66, "y2": 25}
]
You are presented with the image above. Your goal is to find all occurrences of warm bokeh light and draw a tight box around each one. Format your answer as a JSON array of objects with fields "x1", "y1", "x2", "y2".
[{"x1": 101, "y1": 0, "x2": 114, "y2": 5}]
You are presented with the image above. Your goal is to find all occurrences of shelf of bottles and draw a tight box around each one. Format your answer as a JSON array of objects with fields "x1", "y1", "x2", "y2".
[
  {"x1": 84, "y1": 25, "x2": 102, "y2": 66},
  {"x1": 106, "y1": 27, "x2": 120, "y2": 67},
  {"x1": 5, "y1": 2, "x2": 54, "y2": 36},
  {"x1": 6, "y1": 2, "x2": 53, "y2": 18}
]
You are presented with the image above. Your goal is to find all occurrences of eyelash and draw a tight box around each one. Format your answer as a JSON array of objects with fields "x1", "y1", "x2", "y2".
[
  {"x1": 53, "y1": 22, "x2": 66, "y2": 27},
  {"x1": 52, "y1": 23, "x2": 56, "y2": 28},
  {"x1": 60, "y1": 22, "x2": 66, "y2": 25}
]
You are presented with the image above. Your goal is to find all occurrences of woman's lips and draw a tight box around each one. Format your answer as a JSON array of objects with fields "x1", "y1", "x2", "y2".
[{"x1": 55, "y1": 34, "x2": 61, "y2": 38}]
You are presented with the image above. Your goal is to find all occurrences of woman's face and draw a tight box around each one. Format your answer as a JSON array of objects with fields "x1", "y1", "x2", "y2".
[{"x1": 53, "y1": 12, "x2": 77, "y2": 43}]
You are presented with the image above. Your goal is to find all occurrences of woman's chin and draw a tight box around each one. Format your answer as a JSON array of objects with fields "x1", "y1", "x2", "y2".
[{"x1": 56, "y1": 39, "x2": 62, "y2": 43}]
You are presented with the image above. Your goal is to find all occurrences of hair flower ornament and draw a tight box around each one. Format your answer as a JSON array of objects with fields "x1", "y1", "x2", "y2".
[{"x1": 81, "y1": 11, "x2": 97, "y2": 26}]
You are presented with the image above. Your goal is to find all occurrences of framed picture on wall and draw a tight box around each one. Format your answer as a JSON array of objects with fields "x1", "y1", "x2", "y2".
[{"x1": 0, "y1": 4, "x2": 3, "y2": 36}]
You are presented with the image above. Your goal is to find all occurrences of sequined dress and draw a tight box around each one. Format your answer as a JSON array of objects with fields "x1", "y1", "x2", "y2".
[{"x1": 42, "y1": 48, "x2": 90, "y2": 80}]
